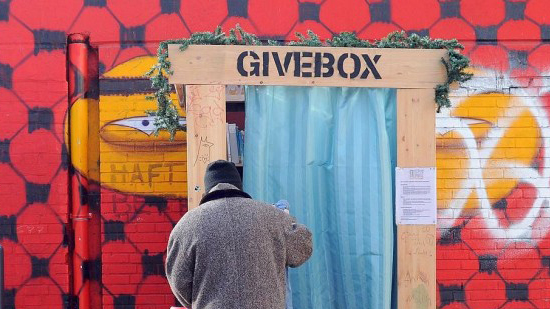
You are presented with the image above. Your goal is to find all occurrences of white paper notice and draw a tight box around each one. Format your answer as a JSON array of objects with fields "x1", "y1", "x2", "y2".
[{"x1": 396, "y1": 167, "x2": 436, "y2": 225}]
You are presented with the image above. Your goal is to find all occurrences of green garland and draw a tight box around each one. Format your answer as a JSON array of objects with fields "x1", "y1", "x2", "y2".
[{"x1": 147, "y1": 27, "x2": 472, "y2": 138}]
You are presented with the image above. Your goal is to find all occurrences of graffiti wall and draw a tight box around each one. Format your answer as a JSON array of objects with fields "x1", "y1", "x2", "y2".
[
  {"x1": 437, "y1": 70, "x2": 550, "y2": 308},
  {"x1": 68, "y1": 55, "x2": 188, "y2": 308},
  {"x1": 0, "y1": 0, "x2": 549, "y2": 308}
]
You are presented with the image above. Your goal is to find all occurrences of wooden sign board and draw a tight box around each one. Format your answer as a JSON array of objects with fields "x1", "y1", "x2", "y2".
[
  {"x1": 168, "y1": 44, "x2": 445, "y2": 309},
  {"x1": 168, "y1": 45, "x2": 446, "y2": 89}
]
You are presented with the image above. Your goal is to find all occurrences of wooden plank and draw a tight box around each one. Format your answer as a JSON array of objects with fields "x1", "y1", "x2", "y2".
[
  {"x1": 168, "y1": 45, "x2": 447, "y2": 89},
  {"x1": 397, "y1": 89, "x2": 436, "y2": 167},
  {"x1": 175, "y1": 84, "x2": 185, "y2": 109},
  {"x1": 185, "y1": 85, "x2": 227, "y2": 210},
  {"x1": 397, "y1": 88, "x2": 436, "y2": 309},
  {"x1": 397, "y1": 225, "x2": 436, "y2": 309}
]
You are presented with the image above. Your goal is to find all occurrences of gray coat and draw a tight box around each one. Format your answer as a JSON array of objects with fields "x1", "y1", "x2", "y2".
[{"x1": 166, "y1": 183, "x2": 313, "y2": 309}]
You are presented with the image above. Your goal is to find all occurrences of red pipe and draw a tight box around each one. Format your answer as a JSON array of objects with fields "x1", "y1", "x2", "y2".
[{"x1": 67, "y1": 33, "x2": 92, "y2": 309}]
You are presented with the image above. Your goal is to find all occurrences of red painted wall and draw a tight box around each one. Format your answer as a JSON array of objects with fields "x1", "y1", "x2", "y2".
[{"x1": 0, "y1": 0, "x2": 549, "y2": 308}]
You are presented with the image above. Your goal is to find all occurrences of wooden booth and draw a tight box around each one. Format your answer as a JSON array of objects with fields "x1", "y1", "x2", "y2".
[{"x1": 168, "y1": 44, "x2": 446, "y2": 309}]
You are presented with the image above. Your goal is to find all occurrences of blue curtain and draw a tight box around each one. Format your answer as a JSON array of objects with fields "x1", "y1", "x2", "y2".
[{"x1": 243, "y1": 86, "x2": 396, "y2": 309}]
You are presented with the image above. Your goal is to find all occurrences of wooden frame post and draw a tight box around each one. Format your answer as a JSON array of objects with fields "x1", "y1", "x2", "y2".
[
  {"x1": 168, "y1": 44, "x2": 445, "y2": 307},
  {"x1": 397, "y1": 89, "x2": 437, "y2": 309},
  {"x1": 185, "y1": 85, "x2": 227, "y2": 209}
]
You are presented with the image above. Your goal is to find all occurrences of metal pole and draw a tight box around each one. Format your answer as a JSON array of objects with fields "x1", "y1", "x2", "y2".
[
  {"x1": 0, "y1": 244, "x2": 4, "y2": 309},
  {"x1": 67, "y1": 33, "x2": 92, "y2": 309}
]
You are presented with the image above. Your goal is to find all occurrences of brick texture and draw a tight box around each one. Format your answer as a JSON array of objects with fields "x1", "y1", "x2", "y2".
[{"x1": 0, "y1": 1, "x2": 549, "y2": 309}]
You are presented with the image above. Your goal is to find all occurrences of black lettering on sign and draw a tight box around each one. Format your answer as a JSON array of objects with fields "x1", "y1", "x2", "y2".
[
  {"x1": 293, "y1": 52, "x2": 301, "y2": 77},
  {"x1": 314, "y1": 53, "x2": 322, "y2": 77},
  {"x1": 237, "y1": 51, "x2": 260, "y2": 76},
  {"x1": 272, "y1": 52, "x2": 293, "y2": 76},
  {"x1": 337, "y1": 53, "x2": 349, "y2": 78},
  {"x1": 237, "y1": 51, "x2": 247, "y2": 76},
  {"x1": 262, "y1": 51, "x2": 269, "y2": 76},
  {"x1": 349, "y1": 54, "x2": 361, "y2": 79},
  {"x1": 301, "y1": 52, "x2": 313, "y2": 77},
  {"x1": 249, "y1": 51, "x2": 260, "y2": 76},
  {"x1": 362, "y1": 54, "x2": 382, "y2": 79},
  {"x1": 337, "y1": 53, "x2": 362, "y2": 79},
  {"x1": 236, "y1": 51, "x2": 382, "y2": 79},
  {"x1": 322, "y1": 53, "x2": 335, "y2": 77}
]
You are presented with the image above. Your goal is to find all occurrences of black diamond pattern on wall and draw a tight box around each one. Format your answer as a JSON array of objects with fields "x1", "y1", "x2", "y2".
[
  {"x1": 440, "y1": 1, "x2": 460, "y2": 18},
  {"x1": 4, "y1": 288, "x2": 16, "y2": 309},
  {"x1": 88, "y1": 188, "x2": 100, "y2": 213},
  {"x1": 25, "y1": 182, "x2": 51, "y2": 204},
  {"x1": 0, "y1": 139, "x2": 10, "y2": 163},
  {"x1": 61, "y1": 144, "x2": 69, "y2": 170},
  {"x1": 62, "y1": 223, "x2": 71, "y2": 248},
  {"x1": 142, "y1": 250, "x2": 165, "y2": 278},
  {"x1": 28, "y1": 107, "x2": 53, "y2": 133},
  {"x1": 439, "y1": 283, "x2": 466, "y2": 306},
  {"x1": 299, "y1": 2, "x2": 320, "y2": 22},
  {"x1": 476, "y1": 26, "x2": 499, "y2": 45},
  {"x1": 98, "y1": 61, "x2": 106, "y2": 75},
  {"x1": 505, "y1": 0, "x2": 525, "y2": 20},
  {"x1": 82, "y1": 258, "x2": 102, "y2": 281},
  {"x1": 493, "y1": 198, "x2": 507, "y2": 210},
  {"x1": 542, "y1": 25, "x2": 550, "y2": 42},
  {"x1": 84, "y1": 0, "x2": 106, "y2": 7},
  {"x1": 79, "y1": 182, "x2": 88, "y2": 206},
  {"x1": 0, "y1": 215, "x2": 17, "y2": 242},
  {"x1": 33, "y1": 30, "x2": 66, "y2": 55},
  {"x1": 0, "y1": 0, "x2": 9, "y2": 21},
  {"x1": 370, "y1": 1, "x2": 390, "y2": 22},
  {"x1": 0, "y1": 62, "x2": 13, "y2": 89},
  {"x1": 542, "y1": 256, "x2": 550, "y2": 275},
  {"x1": 509, "y1": 50, "x2": 528, "y2": 69},
  {"x1": 104, "y1": 220, "x2": 125, "y2": 242},
  {"x1": 505, "y1": 282, "x2": 529, "y2": 301},
  {"x1": 114, "y1": 295, "x2": 136, "y2": 309},
  {"x1": 439, "y1": 224, "x2": 464, "y2": 245},
  {"x1": 144, "y1": 196, "x2": 167, "y2": 212},
  {"x1": 227, "y1": 0, "x2": 248, "y2": 17},
  {"x1": 161, "y1": 0, "x2": 180, "y2": 13},
  {"x1": 120, "y1": 25, "x2": 145, "y2": 49},
  {"x1": 63, "y1": 293, "x2": 79, "y2": 309},
  {"x1": 478, "y1": 254, "x2": 498, "y2": 274},
  {"x1": 31, "y1": 256, "x2": 49, "y2": 278}
]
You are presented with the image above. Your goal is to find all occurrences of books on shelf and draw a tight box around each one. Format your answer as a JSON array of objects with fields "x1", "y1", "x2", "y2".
[
  {"x1": 226, "y1": 123, "x2": 245, "y2": 165},
  {"x1": 237, "y1": 129, "x2": 244, "y2": 164},
  {"x1": 226, "y1": 123, "x2": 232, "y2": 163}
]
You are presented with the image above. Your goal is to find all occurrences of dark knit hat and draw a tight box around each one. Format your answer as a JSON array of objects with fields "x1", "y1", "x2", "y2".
[{"x1": 204, "y1": 160, "x2": 243, "y2": 193}]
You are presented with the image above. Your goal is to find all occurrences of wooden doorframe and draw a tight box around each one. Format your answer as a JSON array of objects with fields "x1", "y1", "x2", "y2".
[{"x1": 168, "y1": 44, "x2": 446, "y2": 309}]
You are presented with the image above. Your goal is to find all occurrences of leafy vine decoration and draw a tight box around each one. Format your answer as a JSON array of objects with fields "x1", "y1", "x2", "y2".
[{"x1": 147, "y1": 26, "x2": 472, "y2": 138}]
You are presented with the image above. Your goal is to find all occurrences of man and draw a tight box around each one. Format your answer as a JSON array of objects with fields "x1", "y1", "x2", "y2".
[{"x1": 166, "y1": 160, "x2": 313, "y2": 309}]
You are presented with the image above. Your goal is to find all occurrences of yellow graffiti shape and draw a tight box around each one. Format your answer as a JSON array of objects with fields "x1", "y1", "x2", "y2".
[
  {"x1": 68, "y1": 56, "x2": 187, "y2": 198},
  {"x1": 437, "y1": 92, "x2": 541, "y2": 211}
]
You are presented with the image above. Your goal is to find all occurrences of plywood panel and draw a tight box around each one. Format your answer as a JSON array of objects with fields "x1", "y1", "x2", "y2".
[
  {"x1": 397, "y1": 88, "x2": 436, "y2": 309},
  {"x1": 185, "y1": 85, "x2": 227, "y2": 210},
  {"x1": 168, "y1": 45, "x2": 447, "y2": 89}
]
